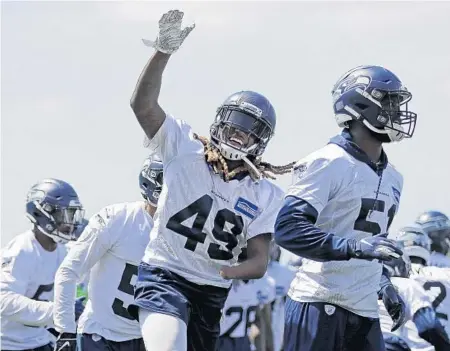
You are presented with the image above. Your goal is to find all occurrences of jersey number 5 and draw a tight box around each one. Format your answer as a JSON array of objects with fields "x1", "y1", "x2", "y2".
[
  {"x1": 112, "y1": 263, "x2": 138, "y2": 320},
  {"x1": 354, "y1": 198, "x2": 396, "y2": 235},
  {"x1": 166, "y1": 194, "x2": 244, "y2": 260}
]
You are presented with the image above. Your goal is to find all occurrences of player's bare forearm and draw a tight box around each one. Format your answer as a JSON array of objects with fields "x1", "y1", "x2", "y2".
[
  {"x1": 220, "y1": 234, "x2": 271, "y2": 280},
  {"x1": 130, "y1": 51, "x2": 170, "y2": 139}
]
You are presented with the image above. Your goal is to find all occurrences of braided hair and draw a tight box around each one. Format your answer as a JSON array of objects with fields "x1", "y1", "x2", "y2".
[{"x1": 193, "y1": 134, "x2": 295, "y2": 182}]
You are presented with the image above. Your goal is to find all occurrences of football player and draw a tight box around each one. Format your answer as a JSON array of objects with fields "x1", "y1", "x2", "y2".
[
  {"x1": 0, "y1": 179, "x2": 85, "y2": 351},
  {"x1": 396, "y1": 225, "x2": 450, "y2": 343},
  {"x1": 218, "y1": 250, "x2": 276, "y2": 351},
  {"x1": 128, "y1": 10, "x2": 293, "y2": 351},
  {"x1": 415, "y1": 210, "x2": 450, "y2": 268},
  {"x1": 379, "y1": 247, "x2": 450, "y2": 351},
  {"x1": 266, "y1": 242, "x2": 296, "y2": 351},
  {"x1": 52, "y1": 155, "x2": 163, "y2": 351},
  {"x1": 275, "y1": 65, "x2": 414, "y2": 351}
]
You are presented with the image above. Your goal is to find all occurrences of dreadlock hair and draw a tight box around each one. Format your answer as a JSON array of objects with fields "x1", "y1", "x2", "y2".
[{"x1": 193, "y1": 134, "x2": 296, "y2": 182}]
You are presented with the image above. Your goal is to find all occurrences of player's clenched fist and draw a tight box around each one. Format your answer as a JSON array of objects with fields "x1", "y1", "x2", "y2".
[{"x1": 142, "y1": 10, "x2": 195, "y2": 54}]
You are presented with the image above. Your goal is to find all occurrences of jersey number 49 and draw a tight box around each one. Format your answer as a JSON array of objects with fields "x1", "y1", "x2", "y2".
[{"x1": 167, "y1": 194, "x2": 244, "y2": 261}]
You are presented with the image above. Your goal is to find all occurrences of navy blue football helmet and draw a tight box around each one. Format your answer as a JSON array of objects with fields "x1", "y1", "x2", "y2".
[
  {"x1": 26, "y1": 178, "x2": 85, "y2": 243},
  {"x1": 139, "y1": 154, "x2": 164, "y2": 206},
  {"x1": 395, "y1": 225, "x2": 431, "y2": 265},
  {"x1": 210, "y1": 91, "x2": 276, "y2": 161},
  {"x1": 331, "y1": 65, "x2": 417, "y2": 142},
  {"x1": 415, "y1": 210, "x2": 450, "y2": 255}
]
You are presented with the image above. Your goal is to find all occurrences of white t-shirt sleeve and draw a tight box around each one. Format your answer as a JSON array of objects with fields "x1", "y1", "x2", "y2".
[
  {"x1": 53, "y1": 206, "x2": 124, "y2": 333},
  {"x1": 144, "y1": 114, "x2": 201, "y2": 164},
  {"x1": 247, "y1": 185, "x2": 284, "y2": 240},
  {"x1": 286, "y1": 156, "x2": 345, "y2": 215},
  {"x1": 0, "y1": 247, "x2": 53, "y2": 326}
]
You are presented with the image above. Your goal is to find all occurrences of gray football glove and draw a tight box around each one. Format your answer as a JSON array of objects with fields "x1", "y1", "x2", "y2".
[{"x1": 142, "y1": 10, "x2": 195, "y2": 54}]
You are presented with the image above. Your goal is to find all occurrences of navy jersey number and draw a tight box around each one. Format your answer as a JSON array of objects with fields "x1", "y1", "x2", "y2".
[
  {"x1": 354, "y1": 198, "x2": 396, "y2": 235},
  {"x1": 222, "y1": 305, "x2": 258, "y2": 336},
  {"x1": 112, "y1": 263, "x2": 138, "y2": 320},
  {"x1": 166, "y1": 194, "x2": 244, "y2": 260},
  {"x1": 423, "y1": 281, "x2": 448, "y2": 321}
]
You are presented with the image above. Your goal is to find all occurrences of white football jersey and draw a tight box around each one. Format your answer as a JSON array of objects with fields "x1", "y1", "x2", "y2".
[
  {"x1": 378, "y1": 277, "x2": 434, "y2": 351},
  {"x1": 429, "y1": 251, "x2": 450, "y2": 268},
  {"x1": 142, "y1": 115, "x2": 284, "y2": 288},
  {"x1": 267, "y1": 261, "x2": 296, "y2": 351},
  {"x1": 65, "y1": 239, "x2": 91, "y2": 291},
  {"x1": 287, "y1": 142, "x2": 403, "y2": 318},
  {"x1": 410, "y1": 265, "x2": 450, "y2": 340},
  {"x1": 53, "y1": 202, "x2": 152, "y2": 341},
  {"x1": 220, "y1": 275, "x2": 275, "y2": 338},
  {"x1": 1, "y1": 231, "x2": 67, "y2": 350}
]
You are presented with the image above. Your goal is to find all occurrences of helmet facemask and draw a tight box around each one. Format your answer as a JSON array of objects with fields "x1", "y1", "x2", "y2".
[
  {"x1": 397, "y1": 229, "x2": 431, "y2": 265},
  {"x1": 32, "y1": 202, "x2": 85, "y2": 243},
  {"x1": 355, "y1": 87, "x2": 417, "y2": 142},
  {"x1": 210, "y1": 105, "x2": 274, "y2": 161}
]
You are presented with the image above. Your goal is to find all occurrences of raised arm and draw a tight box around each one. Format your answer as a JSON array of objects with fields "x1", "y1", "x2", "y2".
[
  {"x1": 130, "y1": 52, "x2": 170, "y2": 139},
  {"x1": 130, "y1": 10, "x2": 195, "y2": 140}
]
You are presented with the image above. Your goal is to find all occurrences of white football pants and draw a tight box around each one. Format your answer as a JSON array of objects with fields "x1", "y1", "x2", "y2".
[{"x1": 139, "y1": 309, "x2": 187, "y2": 351}]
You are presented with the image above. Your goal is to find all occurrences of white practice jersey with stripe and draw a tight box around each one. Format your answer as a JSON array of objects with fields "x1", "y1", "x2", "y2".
[
  {"x1": 267, "y1": 261, "x2": 296, "y2": 351},
  {"x1": 0, "y1": 231, "x2": 67, "y2": 350},
  {"x1": 378, "y1": 277, "x2": 434, "y2": 351},
  {"x1": 410, "y1": 264, "x2": 450, "y2": 340},
  {"x1": 220, "y1": 275, "x2": 275, "y2": 338},
  {"x1": 287, "y1": 143, "x2": 403, "y2": 318},
  {"x1": 53, "y1": 202, "x2": 153, "y2": 341},
  {"x1": 429, "y1": 251, "x2": 450, "y2": 268},
  {"x1": 142, "y1": 114, "x2": 284, "y2": 288}
]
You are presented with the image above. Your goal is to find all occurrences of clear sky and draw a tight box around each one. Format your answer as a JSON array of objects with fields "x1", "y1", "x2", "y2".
[{"x1": 2, "y1": 1, "x2": 450, "y2": 246}]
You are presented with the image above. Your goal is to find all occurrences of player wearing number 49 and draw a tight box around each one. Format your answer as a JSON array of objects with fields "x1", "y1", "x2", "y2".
[
  {"x1": 1, "y1": 179, "x2": 85, "y2": 351},
  {"x1": 275, "y1": 65, "x2": 417, "y2": 351},
  {"x1": 129, "y1": 9, "x2": 293, "y2": 351},
  {"x1": 52, "y1": 155, "x2": 163, "y2": 351}
]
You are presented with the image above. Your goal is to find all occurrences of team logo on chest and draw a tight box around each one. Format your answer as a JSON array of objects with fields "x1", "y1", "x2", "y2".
[{"x1": 234, "y1": 197, "x2": 259, "y2": 219}]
